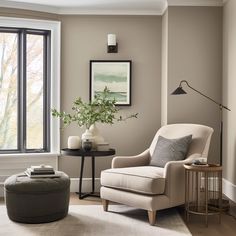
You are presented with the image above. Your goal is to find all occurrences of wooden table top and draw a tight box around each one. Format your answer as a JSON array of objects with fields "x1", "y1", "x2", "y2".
[
  {"x1": 61, "y1": 148, "x2": 116, "y2": 157},
  {"x1": 184, "y1": 163, "x2": 222, "y2": 172}
]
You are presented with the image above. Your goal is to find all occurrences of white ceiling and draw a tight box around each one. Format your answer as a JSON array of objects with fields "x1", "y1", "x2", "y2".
[{"x1": 0, "y1": 0, "x2": 224, "y2": 15}]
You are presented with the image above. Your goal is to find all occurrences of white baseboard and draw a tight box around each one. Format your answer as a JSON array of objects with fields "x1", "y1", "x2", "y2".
[
  {"x1": 223, "y1": 178, "x2": 236, "y2": 203},
  {"x1": 70, "y1": 178, "x2": 101, "y2": 193},
  {"x1": 1, "y1": 175, "x2": 234, "y2": 203},
  {"x1": 0, "y1": 178, "x2": 101, "y2": 197},
  {"x1": 0, "y1": 154, "x2": 58, "y2": 197},
  {"x1": 0, "y1": 154, "x2": 100, "y2": 197},
  {"x1": 0, "y1": 154, "x2": 58, "y2": 176}
]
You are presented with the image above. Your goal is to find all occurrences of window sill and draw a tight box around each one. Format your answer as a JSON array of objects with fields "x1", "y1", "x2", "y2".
[{"x1": 0, "y1": 153, "x2": 60, "y2": 158}]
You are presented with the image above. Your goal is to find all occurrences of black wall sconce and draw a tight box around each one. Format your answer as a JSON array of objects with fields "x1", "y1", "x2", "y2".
[{"x1": 107, "y1": 34, "x2": 118, "y2": 53}]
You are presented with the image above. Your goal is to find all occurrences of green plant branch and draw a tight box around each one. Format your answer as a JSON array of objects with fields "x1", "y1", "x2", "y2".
[{"x1": 52, "y1": 87, "x2": 138, "y2": 129}]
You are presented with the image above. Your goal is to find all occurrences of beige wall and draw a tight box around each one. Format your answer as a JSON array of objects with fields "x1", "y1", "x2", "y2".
[
  {"x1": 0, "y1": 8, "x2": 162, "y2": 178},
  {"x1": 0, "y1": 7, "x2": 58, "y2": 20},
  {"x1": 59, "y1": 15, "x2": 162, "y2": 177},
  {"x1": 0, "y1": 7, "x2": 223, "y2": 179},
  {"x1": 223, "y1": 0, "x2": 236, "y2": 185},
  {"x1": 166, "y1": 6, "x2": 222, "y2": 164}
]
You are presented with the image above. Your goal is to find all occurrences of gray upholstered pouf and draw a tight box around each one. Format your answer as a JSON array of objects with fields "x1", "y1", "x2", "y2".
[{"x1": 4, "y1": 171, "x2": 70, "y2": 224}]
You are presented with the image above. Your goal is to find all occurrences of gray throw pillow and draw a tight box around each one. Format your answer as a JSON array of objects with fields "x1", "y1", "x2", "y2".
[{"x1": 150, "y1": 135, "x2": 192, "y2": 167}]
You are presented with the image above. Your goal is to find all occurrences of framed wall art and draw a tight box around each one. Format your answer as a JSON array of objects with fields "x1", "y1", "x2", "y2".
[{"x1": 90, "y1": 60, "x2": 132, "y2": 106}]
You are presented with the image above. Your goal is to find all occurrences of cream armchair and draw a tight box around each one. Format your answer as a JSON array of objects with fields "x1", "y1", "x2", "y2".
[{"x1": 100, "y1": 124, "x2": 214, "y2": 225}]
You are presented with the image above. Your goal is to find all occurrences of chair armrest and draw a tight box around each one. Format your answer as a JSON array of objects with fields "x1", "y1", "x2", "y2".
[
  {"x1": 111, "y1": 149, "x2": 150, "y2": 168},
  {"x1": 164, "y1": 153, "x2": 202, "y2": 177},
  {"x1": 163, "y1": 153, "x2": 202, "y2": 206}
]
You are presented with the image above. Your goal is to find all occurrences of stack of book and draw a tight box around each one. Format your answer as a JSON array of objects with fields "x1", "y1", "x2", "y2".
[{"x1": 25, "y1": 165, "x2": 60, "y2": 178}]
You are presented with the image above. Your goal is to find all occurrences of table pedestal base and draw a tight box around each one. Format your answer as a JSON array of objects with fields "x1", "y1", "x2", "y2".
[
  {"x1": 61, "y1": 148, "x2": 116, "y2": 200},
  {"x1": 77, "y1": 155, "x2": 98, "y2": 200}
]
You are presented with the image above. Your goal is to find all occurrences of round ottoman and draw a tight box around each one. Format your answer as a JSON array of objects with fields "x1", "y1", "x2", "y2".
[{"x1": 4, "y1": 171, "x2": 70, "y2": 224}]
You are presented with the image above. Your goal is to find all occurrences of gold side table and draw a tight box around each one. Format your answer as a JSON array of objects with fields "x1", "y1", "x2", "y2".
[{"x1": 184, "y1": 163, "x2": 222, "y2": 227}]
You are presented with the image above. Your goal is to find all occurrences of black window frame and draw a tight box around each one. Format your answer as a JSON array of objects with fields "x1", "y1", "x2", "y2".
[{"x1": 0, "y1": 27, "x2": 51, "y2": 154}]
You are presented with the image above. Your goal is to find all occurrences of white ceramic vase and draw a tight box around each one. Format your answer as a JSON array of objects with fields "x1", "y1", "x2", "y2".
[
  {"x1": 82, "y1": 129, "x2": 94, "y2": 141},
  {"x1": 68, "y1": 136, "x2": 81, "y2": 149},
  {"x1": 89, "y1": 124, "x2": 105, "y2": 146}
]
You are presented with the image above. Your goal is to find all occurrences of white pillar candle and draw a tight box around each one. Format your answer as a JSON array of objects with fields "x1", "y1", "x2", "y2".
[
  {"x1": 68, "y1": 136, "x2": 81, "y2": 149},
  {"x1": 108, "y1": 34, "x2": 116, "y2": 46}
]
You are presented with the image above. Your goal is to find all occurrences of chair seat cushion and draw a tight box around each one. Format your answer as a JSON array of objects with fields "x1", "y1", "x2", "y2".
[{"x1": 101, "y1": 166, "x2": 165, "y2": 195}]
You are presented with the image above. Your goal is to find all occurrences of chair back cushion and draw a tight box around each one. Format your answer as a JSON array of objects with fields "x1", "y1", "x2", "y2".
[
  {"x1": 150, "y1": 135, "x2": 192, "y2": 167},
  {"x1": 149, "y1": 124, "x2": 214, "y2": 160}
]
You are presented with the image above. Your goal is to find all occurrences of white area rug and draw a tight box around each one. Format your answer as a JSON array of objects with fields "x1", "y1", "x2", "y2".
[{"x1": 0, "y1": 205, "x2": 191, "y2": 236}]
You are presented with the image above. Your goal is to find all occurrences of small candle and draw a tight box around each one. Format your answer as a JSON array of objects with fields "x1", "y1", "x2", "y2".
[{"x1": 68, "y1": 136, "x2": 81, "y2": 149}]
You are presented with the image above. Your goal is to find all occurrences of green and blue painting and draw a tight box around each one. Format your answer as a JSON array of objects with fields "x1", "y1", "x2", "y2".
[{"x1": 92, "y1": 62, "x2": 130, "y2": 104}]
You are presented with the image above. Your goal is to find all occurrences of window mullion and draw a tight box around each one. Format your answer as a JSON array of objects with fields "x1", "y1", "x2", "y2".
[
  {"x1": 19, "y1": 30, "x2": 27, "y2": 152},
  {"x1": 17, "y1": 31, "x2": 21, "y2": 152},
  {"x1": 43, "y1": 34, "x2": 47, "y2": 151},
  {"x1": 44, "y1": 33, "x2": 51, "y2": 152}
]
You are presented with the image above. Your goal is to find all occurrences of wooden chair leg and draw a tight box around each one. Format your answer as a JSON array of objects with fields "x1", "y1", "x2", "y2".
[
  {"x1": 148, "y1": 210, "x2": 156, "y2": 225},
  {"x1": 102, "y1": 199, "x2": 109, "y2": 212}
]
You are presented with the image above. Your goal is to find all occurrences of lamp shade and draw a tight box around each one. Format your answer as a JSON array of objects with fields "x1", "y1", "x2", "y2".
[
  {"x1": 107, "y1": 34, "x2": 116, "y2": 46},
  {"x1": 171, "y1": 86, "x2": 187, "y2": 95}
]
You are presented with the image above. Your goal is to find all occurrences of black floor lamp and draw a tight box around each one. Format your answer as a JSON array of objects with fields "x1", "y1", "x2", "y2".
[
  {"x1": 171, "y1": 80, "x2": 230, "y2": 166},
  {"x1": 171, "y1": 80, "x2": 231, "y2": 210}
]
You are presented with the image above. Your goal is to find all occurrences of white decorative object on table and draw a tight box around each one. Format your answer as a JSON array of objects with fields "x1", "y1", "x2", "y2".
[
  {"x1": 82, "y1": 129, "x2": 93, "y2": 141},
  {"x1": 89, "y1": 124, "x2": 105, "y2": 146},
  {"x1": 68, "y1": 136, "x2": 81, "y2": 149},
  {"x1": 97, "y1": 142, "x2": 109, "y2": 151},
  {"x1": 82, "y1": 129, "x2": 95, "y2": 148}
]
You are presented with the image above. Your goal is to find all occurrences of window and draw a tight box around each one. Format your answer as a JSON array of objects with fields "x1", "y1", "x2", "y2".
[{"x1": 0, "y1": 27, "x2": 51, "y2": 153}]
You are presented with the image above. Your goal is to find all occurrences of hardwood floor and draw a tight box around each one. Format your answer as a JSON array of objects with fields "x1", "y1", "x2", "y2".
[
  {"x1": 1, "y1": 193, "x2": 236, "y2": 236},
  {"x1": 177, "y1": 205, "x2": 236, "y2": 236},
  {"x1": 69, "y1": 193, "x2": 101, "y2": 205}
]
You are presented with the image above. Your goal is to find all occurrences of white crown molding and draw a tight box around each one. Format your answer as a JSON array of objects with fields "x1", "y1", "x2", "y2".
[
  {"x1": 0, "y1": 0, "x2": 165, "y2": 15},
  {"x1": 0, "y1": 0, "x2": 223, "y2": 16},
  {"x1": 56, "y1": 9, "x2": 163, "y2": 15},
  {"x1": 168, "y1": 0, "x2": 224, "y2": 6},
  {"x1": 0, "y1": 5, "x2": 164, "y2": 15},
  {"x1": 0, "y1": 0, "x2": 59, "y2": 14}
]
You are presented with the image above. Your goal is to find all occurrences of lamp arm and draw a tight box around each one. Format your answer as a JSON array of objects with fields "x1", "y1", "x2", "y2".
[{"x1": 180, "y1": 80, "x2": 231, "y2": 111}]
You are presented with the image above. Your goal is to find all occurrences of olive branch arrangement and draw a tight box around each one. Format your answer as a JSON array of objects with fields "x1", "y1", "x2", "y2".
[{"x1": 52, "y1": 87, "x2": 138, "y2": 129}]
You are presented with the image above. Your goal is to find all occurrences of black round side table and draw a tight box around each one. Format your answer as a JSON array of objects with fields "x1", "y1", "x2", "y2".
[{"x1": 61, "y1": 148, "x2": 115, "y2": 199}]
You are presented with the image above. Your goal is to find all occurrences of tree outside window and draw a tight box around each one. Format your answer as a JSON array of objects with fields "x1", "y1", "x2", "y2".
[{"x1": 0, "y1": 28, "x2": 50, "y2": 153}]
